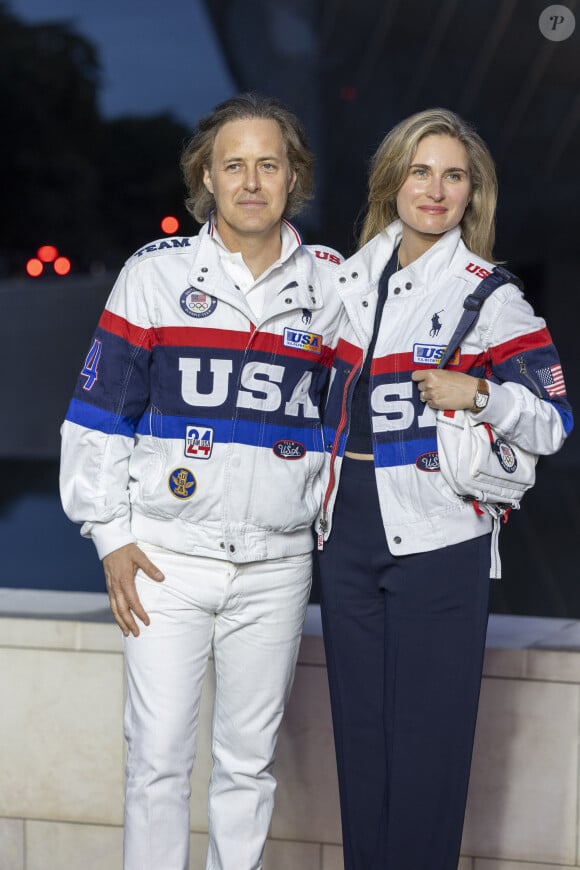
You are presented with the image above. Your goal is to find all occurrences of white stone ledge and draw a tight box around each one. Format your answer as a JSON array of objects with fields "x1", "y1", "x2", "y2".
[
  {"x1": 3, "y1": 589, "x2": 580, "y2": 665},
  {"x1": 2, "y1": 591, "x2": 580, "y2": 868}
]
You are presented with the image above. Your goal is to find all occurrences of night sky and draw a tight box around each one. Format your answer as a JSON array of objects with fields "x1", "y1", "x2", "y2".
[
  {"x1": 9, "y1": 0, "x2": 235, "y2": 125},
  {"x1": 3, "y1": 0, "x2": 237, "y2": 592}
]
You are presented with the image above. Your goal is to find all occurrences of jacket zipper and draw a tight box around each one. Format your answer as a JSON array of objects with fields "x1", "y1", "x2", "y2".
[
  {"x1": 516, "y1": 355, "x2": 542, "y2": 398},
  {"x1": 317, "y1": 360, "x2": 361, "y2": 550}
]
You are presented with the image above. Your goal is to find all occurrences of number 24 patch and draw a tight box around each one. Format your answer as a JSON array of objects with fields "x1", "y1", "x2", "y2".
[{"x1": 185, "y1": 426, "x2": 214, "y2": 459}]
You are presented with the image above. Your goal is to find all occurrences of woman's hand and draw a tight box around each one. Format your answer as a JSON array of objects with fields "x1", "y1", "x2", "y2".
[{"x1": 411, "y1": 369, "x2": 480, "y2": 411}]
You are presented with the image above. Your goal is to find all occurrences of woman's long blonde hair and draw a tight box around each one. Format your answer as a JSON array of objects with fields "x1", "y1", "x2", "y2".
[{"x1": 359, "y1": 108, "x2": 498, "y2": 260}]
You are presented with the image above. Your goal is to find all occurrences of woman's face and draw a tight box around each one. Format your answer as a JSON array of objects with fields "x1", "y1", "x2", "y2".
[{"x1": 396, "y1": 134, "x2": 472, "y2": 246}]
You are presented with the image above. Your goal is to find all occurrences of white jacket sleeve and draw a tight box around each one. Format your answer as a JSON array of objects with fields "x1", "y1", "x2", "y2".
[
  {"x1": 59, "y1": 262, "x2": 152, "y2": 559},
  {"x1": 468, "y1": 283, "x2": 573, "y2": 455}
]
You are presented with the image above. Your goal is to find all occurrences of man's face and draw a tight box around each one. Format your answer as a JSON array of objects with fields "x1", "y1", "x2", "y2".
[{"x1": 203, "y1": 117, "x2": 297, "y2": 249}]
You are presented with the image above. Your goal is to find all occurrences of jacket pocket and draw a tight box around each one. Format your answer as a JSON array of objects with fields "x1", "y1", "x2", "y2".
[{"x1": 130, "y1": 407, "x2": 169, "y2": 506}]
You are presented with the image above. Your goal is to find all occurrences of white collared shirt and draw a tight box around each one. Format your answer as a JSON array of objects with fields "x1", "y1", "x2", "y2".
[{"x1": 209, "y1": 218, "x2": 302, "y2": 320}]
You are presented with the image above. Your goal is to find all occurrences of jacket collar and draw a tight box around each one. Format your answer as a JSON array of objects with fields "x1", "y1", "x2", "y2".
[
  {"x1": 395, "y1": 225, "x2": 464, "y2": 291},
  {"x1": 206, "y1": 214, "x2": 303, "y2": 265},
  {"x1": 188, "y1": 221, "x2": 324, "y2": 316},
  {"x1": 334, "y1": 221, "x2": 402, "y2": 298},
  {"x1": 335, "y1": 221, "x2": 465, "y2": 297}
]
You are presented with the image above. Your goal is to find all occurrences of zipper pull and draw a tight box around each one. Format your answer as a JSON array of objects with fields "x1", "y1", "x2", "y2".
[{"x1": 317, "y1": 518, "x2": 327, "y2": 551}]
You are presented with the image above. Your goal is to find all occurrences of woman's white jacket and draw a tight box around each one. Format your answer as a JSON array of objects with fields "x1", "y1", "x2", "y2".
[{"x1": 318, "y1": 221, "x2": 573, "y2": 557}]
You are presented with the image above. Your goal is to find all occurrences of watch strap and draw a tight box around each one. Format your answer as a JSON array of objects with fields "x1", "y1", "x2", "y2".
[{"x1": 472, "y1": 378, "x2": 489, "y2": 413}]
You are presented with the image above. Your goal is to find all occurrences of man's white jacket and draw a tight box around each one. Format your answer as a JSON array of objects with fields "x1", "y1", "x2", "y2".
[
  {"x1": 60, "y1": 222, "x2": 343, "y2": 562},
  {"x1": 318, "y1": 221, "x2": 573, "y2": 555}
]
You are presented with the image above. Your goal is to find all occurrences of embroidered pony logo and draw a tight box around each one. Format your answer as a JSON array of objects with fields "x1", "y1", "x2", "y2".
[{"x1": 430, "y1": 310, "x2": 444, "y2": 336}]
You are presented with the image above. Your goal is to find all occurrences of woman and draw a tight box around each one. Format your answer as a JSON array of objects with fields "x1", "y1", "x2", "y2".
[{"x1": 315, "y1": 108, "x2": 573, "y2": 870}]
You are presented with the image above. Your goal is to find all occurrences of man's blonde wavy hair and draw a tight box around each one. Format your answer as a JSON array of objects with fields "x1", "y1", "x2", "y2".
[{"x1": 181, "y1": 93, "x2": 314, "y2": 225}]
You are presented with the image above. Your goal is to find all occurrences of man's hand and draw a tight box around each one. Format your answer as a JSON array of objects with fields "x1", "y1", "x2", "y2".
[
  {"x1": 411, "y1": 369, "x2": 480, "y2": 411},
  {"x1": 103, "y1": 543, "x2": 165, "y2": 637}
]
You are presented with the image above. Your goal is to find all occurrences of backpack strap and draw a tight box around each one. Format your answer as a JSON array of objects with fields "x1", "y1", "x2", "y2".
[{"x1": 438, "y1": 265, "x2": 522, "y2": 369}]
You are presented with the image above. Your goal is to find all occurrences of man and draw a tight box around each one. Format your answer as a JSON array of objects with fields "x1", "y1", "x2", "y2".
[{"x1": 60, "y1": 93, "x2": 342, "y2": 870}]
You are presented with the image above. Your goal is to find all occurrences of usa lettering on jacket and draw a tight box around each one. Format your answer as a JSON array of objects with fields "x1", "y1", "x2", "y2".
[{"x1": 179, "y1": 358, "x2": 318, "y2": 417}]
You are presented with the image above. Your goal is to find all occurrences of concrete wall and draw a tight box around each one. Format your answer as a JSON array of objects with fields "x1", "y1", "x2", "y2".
[{"x1": 1, "y1": 592, "x2": 579, "y2": 869}]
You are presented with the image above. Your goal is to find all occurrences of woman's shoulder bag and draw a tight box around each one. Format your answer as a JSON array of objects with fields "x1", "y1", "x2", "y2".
[{"x1": 435, "y1": 266, "x2": 538, "y2": 518}]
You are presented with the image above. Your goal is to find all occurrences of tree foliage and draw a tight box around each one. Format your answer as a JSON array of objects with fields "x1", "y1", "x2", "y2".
[
  {"x1": 0, "y1": 2, "x2": 192, "y2": 275},
  {"x1": 99, "y1": 115, "x2": 193, "y2": 267}
]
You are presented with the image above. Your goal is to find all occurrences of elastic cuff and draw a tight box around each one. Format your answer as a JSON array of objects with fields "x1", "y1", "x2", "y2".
[{"x1": 81, "y1": 519, "x2": 136, "y2": 561}]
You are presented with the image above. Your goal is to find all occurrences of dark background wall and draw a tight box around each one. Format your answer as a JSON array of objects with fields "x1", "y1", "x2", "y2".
[{"x1": 0, "y1": 0, "x2": 578, "y2": 614}]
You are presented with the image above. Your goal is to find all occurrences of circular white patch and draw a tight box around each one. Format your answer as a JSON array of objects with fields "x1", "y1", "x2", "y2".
[{"x1": 538, "y1": 5, "x2": 575, "y2": 41}]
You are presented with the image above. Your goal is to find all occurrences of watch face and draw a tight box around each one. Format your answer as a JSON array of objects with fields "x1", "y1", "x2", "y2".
[{"x1": 475, "y1": 391, "x2": 488, "y2": 408}]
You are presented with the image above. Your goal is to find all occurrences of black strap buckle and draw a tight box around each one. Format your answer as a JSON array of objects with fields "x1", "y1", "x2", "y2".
[{"x1": 463, "y1": 293, "x2": 483, "y2": 311}]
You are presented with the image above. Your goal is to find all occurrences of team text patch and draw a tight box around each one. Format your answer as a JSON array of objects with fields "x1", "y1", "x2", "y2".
[
  {"x1": 134, "y1": 238, "x2": 191, "y2": 258},
  {"x1": 283, "y1": 326, "x2": 323, "y2": 355},
  {"x1": 273, "y1": 439, "x2": 307, "y2": 460},
  {"x1": 168, "y1": 467, "x2": 197, "y2": 499},
  {"x1": 465, "y1": 262, "x2": 491, "y2": 280},
  {"x1": 185, "y1": 426, "x2": 214, "y2": 460},
  {"x1": 413, "y1": 343, "x2": 460, "y2": 366},
  {"x1": 180, "y1": 288, "x2": 218, "y2": 318},
  {"x1": 314, "y1": 250, "x2": 341, "y2": 265}
]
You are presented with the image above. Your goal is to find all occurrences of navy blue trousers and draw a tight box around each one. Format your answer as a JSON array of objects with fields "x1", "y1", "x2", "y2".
[{"x1": 315, "y1": 458, "x2": 491, "y2": 870}]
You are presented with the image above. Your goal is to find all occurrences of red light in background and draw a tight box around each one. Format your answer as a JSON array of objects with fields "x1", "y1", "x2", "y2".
[
  {"x1": 53, "y1": 256, "x2": 71, "y2": 276},
  {"x1": 161, "y1": 215, "x2": 179, "y2": 235},
  {"x1": 26, "y1": 245, "x2": 71, "y2": 275},
  {"x1": 37, "y1": 245, "x2": 58, "y2": 262},
  {"x1": 339, "y1": 85, "x2": 357, "y2": 102},
  {"x1": 26, "y1": 258, "x2": 44, "y2": 277}
]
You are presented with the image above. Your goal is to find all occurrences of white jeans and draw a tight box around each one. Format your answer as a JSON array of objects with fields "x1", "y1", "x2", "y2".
[{"x1": 123, "y1": 544, "x2": 312, "y2": 870}]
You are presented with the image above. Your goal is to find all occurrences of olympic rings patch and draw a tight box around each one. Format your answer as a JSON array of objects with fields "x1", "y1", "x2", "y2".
[
  {"x1": 494, "y1": 438, "x2": 518, "y2": 474},
  {"x1": 180, "y1": 287, "x2": 218, "y2": 318}
]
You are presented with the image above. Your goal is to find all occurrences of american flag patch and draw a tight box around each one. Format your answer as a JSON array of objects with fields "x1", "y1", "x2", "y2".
[{"x1": 536, "y1": 363, "x2": 566, "y2": 397}]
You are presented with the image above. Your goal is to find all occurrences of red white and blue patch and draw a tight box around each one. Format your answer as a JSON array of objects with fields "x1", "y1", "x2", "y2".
[
  {"x1": 273, "y1": 439, "x2": 307, "y2": 460},
  {"x1": 416, "y1": 451, "x2": 440, "y2": 472},
  {"x1": 180, "y1": 288, "x2": 218, "y2": 318},
  {"x1": 493, "y1": 438, "x2": 518, "y2": 474},
  {"x1": 283, "y1": 326, "x2": 323, "y2": 355},
  {"x1": 536, "y1": 363, "x2": 566, "y2": 398},
  {"x1": 185, "y1": 425, "x2": 214, "y2": 460},
  {"x1": 168, "y1": 467, "x2": 197, "y2": 498},
  {"x1": 413, "y1": 343, "x2": 460, "y2": 366}
]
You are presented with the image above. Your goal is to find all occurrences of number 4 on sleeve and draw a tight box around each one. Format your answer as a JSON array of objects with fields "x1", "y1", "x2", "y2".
[{"x1": 81, "y1": 338, "x2": 103, "y2": 390}]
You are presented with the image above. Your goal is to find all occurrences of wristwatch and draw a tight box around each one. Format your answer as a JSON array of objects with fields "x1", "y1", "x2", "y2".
[{"x1": 472, "y1": 378, "x2": 489, "y2": 413}]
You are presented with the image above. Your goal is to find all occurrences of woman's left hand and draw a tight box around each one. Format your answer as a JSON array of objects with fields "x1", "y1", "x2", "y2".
[{"x1": 411, "y1": 369, "x2": 480, "y2": 411}]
